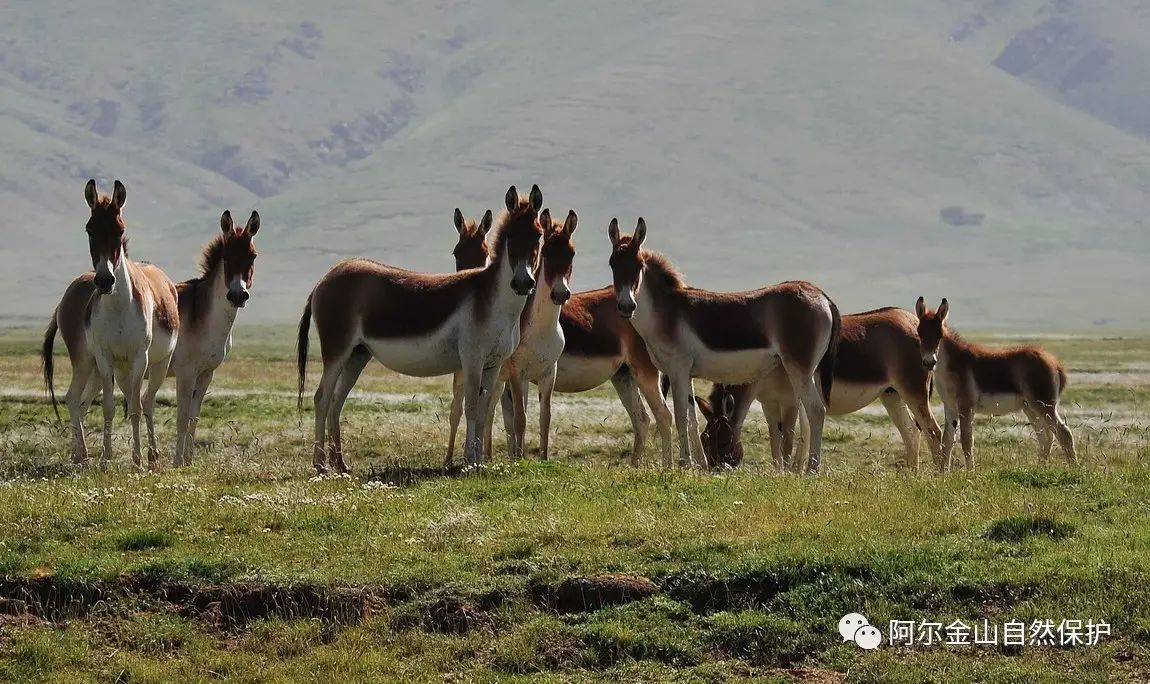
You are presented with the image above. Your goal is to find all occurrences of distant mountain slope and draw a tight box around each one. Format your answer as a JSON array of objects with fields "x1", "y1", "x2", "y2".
[{"x1": 2, "y1": 1, "x2": 1147, "y2": 330}]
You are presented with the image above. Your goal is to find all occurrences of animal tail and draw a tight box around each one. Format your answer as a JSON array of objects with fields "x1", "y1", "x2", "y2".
[
  {"x1": 297, "y1": 293, "x2": 313, "y2": 413},
  {"x1": 41, "y1": 316, "x2": 61, "y2": 421},
  {"x1": 929, "y1": 375, "x2": 935, "y2": 400},
  {"x1": 659, "y1": 371, "x2": 670, "y2": 399},
  {"x1": 817, "y1": 296, "x2": 842, "y2": 405},
  {"x1": 1057, "y1": 364, "x2": 1068, "y2": 397}
]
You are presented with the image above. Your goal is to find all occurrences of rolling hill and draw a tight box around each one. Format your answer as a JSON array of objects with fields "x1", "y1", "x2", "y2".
[{"x1": 2, "y1": 0, "x2": 1148, "y2": 331}]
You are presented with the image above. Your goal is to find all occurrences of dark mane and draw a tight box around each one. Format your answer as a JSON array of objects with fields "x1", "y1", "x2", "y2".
[
  {"x1": 642, "y1": 250, "x2": 688, "y2": 292},
  {"x1": 196, "y1": 233, "x2": 227, "y2": 278},
  {"x1": 487, "y1": 197, "x2": 537, "y2": 265}
]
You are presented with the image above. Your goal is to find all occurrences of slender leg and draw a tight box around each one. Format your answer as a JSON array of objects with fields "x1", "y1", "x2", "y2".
[
  {"x1": 940, "y1": 405, "x2": 959, "y2": 472},
  {"x1": 668, "y1": 373, "x2": 700, "y2": 467},
  {"x1": 959, "y1": 409, "x2": 975, "y2": 470},
  {"x1": 65, "y1": 356, "x2": 96, "y2": 464},
  {"x1": 313, "y1": 349, "x2": 352, "y2": 474},
  {"x1": 1048, "y1": 404, "x2": 1076, "y2": 465},
  {"x1": 762, "y1": 401, "x2": 787, "y2": 472},
  {"x1": 783, "y1": 402, "x2": 803, "y2": 473},
  {"x1": 98, "y1": 364, "x2": 116, "y2": 468},
  {"x1": 538, "y1": 364, "x2": 557, "y2": 461},
  {"x1": 465, "y1": 365, "x2": 501, "y2": 465},
  {"x1": 123, "y1": 353, "x2": 148, "y2": 469},
  {"x1": 498, "y1": 385, "x2": 515, "y2": 459},
  {"x1": 141, "y1": 361, "x2": 169, "y2": 468},
  {"x1": 482, "y1": 376, "x2": 508, "y2": 459},
  {"x1": 786, "y1": 368, "x2": 827, "y2": 474},
  {"x1": 184, "y1": 369, "x2": 217, "y2": 466},
  {"x1": 445, "y1": 372, "x2": 465, "y2": 468},
  {"x1": 174, "y1": 375, "x2": 194, "y2": 466},
  {"x1": 510, "y1": 373, "x2": 529, "y2": 460},
  {"x1": 903, "y1": 393, "x2": 943, "y2": 469},
  {"x1": 325, "y1": 349, "x2": 370, "y2": 473},
  {"x1": 1022, "y1": 403, "x2": 1053, "y2": 463},
  {"x1": 610, "y1": 370, "x2": 649, "y2": 466},
  {"x1": 880, "y1": 391, "x2": 920, "y2": 469}
]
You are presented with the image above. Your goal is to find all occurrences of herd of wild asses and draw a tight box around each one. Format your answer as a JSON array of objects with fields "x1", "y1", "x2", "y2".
[{"x1": 42, "y1": 180, "x2": 1077, "y2": 475}]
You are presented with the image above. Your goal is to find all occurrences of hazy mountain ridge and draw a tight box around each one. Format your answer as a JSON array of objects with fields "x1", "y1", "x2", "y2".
[{"x1": 1, "y1": 0, "x2": 1147, "y2": 330}]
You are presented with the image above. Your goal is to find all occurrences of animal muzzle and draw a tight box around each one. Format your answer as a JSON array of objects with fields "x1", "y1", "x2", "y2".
[
  {"x1": 227, "y1": 289, "x2": 250, "y2": 308},
  {"x1": 94, "y1": 271, "x2": 116, "y2": 295},
  {"x1": 551, "y1": 284, "x2": 572, "y2": 305},
  {"x1": 511, "y1": 274, "x2": 536, "y2": 296}
]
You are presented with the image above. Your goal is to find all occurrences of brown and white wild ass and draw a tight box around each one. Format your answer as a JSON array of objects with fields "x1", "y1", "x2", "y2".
[
  {"x1": 298, "y1": 185, "x2": 544, "y2": 472},
  {"x1": 446, "y1": 210, "x2": 674, "y2": 466},
  {"x1": 607, "y1": 218, "x2": 841, "y2": 471},
  {"x1": 915, "y1": 297, "x2": 1076, "y2": 469},
  {"x1": 689, "y1": 307, "x2": 944, "y2": 471},
  {"x1": 168, "y1": 210, "x2": 261, "y2": 464},
  {"x1": 41, "y1": 180, "x2": 180, "y2": 468},
  {"x1": 43, "y1": 208, "x2": 260, "y2": 467},
  {"x1": 480, "y1": 208, "x2": 577, "y2": 461}
]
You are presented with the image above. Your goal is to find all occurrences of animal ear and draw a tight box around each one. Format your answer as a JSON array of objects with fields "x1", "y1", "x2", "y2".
[
  {"x1": 563, "y1": 210, "x2": 578, "y2": 235},
  {"x1": 246, "y1": 210, "x2": 260, "y2": 236},
  {"x1": 505, "y1": 186, "x2": 518, "y2": 212},
  {"x1": 694, "y1": 396, "x2": 713, "y2": 420},
  {"x1": 112, "y1": 180, "x2": 127, "y2": 209},
  {"x1": 722, "y1": 392, "x2": 735, "y2": 418},
  {"x1": 480, "y1": 210, "x2": 493, "y2": 234},
  {"x1": 454, "y1": 208, "x2": 465, "y2": 234},
  {"x1": 915, "y1": 296, "x2": 927, "y2": 319},
  {"x1": 608, "y1": 218, "x2": 620, "y2": 247},
  {"x1": 539, "y1": 208, "x2": 553, "y2": 235},
  {"x1": 937, "y1": 298, "x2": 949, "y2": 322},
  {"x1": 634, "y1": 217, "x2": 647, "y2": 247},
  {"x1": 220, "y1": 210, "x2": 234, "y2": 234},
  {"x1": 529, "y1": 184, "x2": 543, "y2": 212},
  {"x1": 84, "y1": 179, "x2": 98, "y2": 209}
]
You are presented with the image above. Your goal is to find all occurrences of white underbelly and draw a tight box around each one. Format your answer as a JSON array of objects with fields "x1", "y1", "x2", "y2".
[
  {"x1": 694, "y1": 349, "x2": 779, "y2": 385},
  {"x1": 364, "y1": 331, "x2": 459, "y2": 378},
  {"x1": 828, "y1": 381, "x2": 885, "y2": 415},
  {"x1": 555, "y1": 354, "x2": 621, "y2": 393},
  {"x1": 976, "y1": 393, "x2": 1024, "y2": 415}
]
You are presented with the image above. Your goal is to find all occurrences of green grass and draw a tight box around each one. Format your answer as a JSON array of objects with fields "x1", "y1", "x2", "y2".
[{"x1": 2, "y1": 331, "x2": 1150, "y2": 681}]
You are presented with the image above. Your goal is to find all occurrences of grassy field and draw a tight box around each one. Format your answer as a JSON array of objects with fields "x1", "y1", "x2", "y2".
[{"x1": 1, "y1": 326, "x2": 1149, "y2": 682}]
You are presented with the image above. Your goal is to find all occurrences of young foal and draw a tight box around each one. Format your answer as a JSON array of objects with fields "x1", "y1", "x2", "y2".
[
  {"x1": 299, "y1": 185, "x2": 544, "y2": 472},
  {"x1": 608, "y1": 218, "x2": 840, "y2": 471},
  {"x1": 915, "y1": 297, "x2": 1075, "y2": 469},
  {"x1": 41, "y1": 180, "x2": 180, "y2": 467},
  {"x1": 168, "y1": 210, "x2": 260, "y2": 465},
  {"x1": 691, "y1": 308, "x2": 944, "y2": 471}
]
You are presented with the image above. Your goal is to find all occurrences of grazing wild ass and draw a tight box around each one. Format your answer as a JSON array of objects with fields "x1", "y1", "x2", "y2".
[
  {"x1": 298, "y1": 185, "x2": 544, "y2": 472},
  {"x1": 915, "y1": 297, "x2": 1076, "y2": 469},
  {"x1": 41, "y1": 180, "x2": 180, "y2": 468},
  {"x1": 689, "y1": 307, "x2": 944, "y2": 471},
  {"x1": 168, "y1": 210, "x2": 260, "y2": 464},
  {"x1": 607, "y1": 218, "x2": 841, "y2": 471},
  {"x1": 445, "y1": 209, "x2": 674, "y2": 466}
]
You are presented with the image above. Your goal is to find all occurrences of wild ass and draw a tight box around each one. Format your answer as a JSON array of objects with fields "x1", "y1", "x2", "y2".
[
  {"x1": 41, "y1": 180, "x2": 180, "y2": 468},
  {"x1": 446, "y1": 211, "x2": 674, "y2": 466},
  {"x1": 298, "y1": 185, "x2": 544, "y2": 472},
  {"x1": 168, "y1": 210, "x2": 261, "y2": 464},
  {"x1": 607, "y1": 218, "x2": 841, "y2": 471},
  {"x1": 689, "y1": 307, "x2": 944, "y2": 471},
  {"x1": 915, "y1": 297, "x2": 1076, "y2": 469},
  {"x1": 482, "y1": 208, "x2": 577, "y2": 461},
  {"x1": 43, "y1": 209, "x2": 260, "y2": 467}
]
